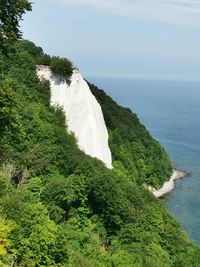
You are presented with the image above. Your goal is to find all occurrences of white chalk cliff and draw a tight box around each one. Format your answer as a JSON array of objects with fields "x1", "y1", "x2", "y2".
[{"x1": 36, "y1": 66, "x2": 112, "y2": 169}]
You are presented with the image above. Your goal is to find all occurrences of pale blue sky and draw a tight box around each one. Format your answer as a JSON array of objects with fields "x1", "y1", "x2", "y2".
[{"x1": 21, "y1": 0, "x2": 200, "y2": 81}]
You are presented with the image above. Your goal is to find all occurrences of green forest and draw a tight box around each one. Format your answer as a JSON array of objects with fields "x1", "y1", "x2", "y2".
[{"x1": 0, "y1": 1, "x2": 200, "y2": 266}]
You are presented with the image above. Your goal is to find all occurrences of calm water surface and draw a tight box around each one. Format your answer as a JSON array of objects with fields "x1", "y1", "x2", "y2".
[{"x1": 88, "y1": 77, "x2": 200, "y2": 246}]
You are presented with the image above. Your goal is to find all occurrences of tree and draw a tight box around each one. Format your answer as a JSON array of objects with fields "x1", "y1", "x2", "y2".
[
  {"x1": 50, "y1": 56, "x2": 73, "y2": 79},
  {"x1": 0, "y1": 0, "x2": 32, "y2": 55},
  {"x1": 0, "y1": 216, "x2": 13, "y2": 260},
  {"x1": 0, "y1": 77, "x2": 22, "y2": 139}
]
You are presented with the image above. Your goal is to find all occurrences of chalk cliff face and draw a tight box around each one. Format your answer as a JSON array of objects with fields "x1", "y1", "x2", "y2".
[{"x1": 36, "y1": 66, "x2": 112, "y2": 169}]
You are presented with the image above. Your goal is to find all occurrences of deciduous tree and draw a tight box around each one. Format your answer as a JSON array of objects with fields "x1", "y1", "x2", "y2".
[{"x1": 0, "y1": 0, "x2": 31, "y2": 55}]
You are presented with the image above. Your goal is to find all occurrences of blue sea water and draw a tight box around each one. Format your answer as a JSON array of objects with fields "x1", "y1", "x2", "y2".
[{"x1": 88, "y1": 77, "x2": 200, "y2": 246}]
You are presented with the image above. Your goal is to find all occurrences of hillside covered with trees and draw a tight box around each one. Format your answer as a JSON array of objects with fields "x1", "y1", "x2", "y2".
[
  {"x1": 0, "y1": 1, "x2": 200, "y2": 266},
  {"x1": 0, "y1": 39, "x2": 200, "y2": 266}
]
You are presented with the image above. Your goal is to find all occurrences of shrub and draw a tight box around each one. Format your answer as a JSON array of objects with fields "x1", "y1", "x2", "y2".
[{"x1": 50, "y1": 56, "x2": 73, "y2": 79}]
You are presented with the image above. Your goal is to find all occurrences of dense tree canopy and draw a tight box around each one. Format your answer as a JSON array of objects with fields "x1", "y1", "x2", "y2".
[
  {"x1": 0, "y1": 40, "x2": 199, "y2": 266},
  {"x1": 0, "y1": 0, "x2": 31, "y2": 55},
  {"x1": 89, "y1": 83, "x2": 172, "y2": 188}
]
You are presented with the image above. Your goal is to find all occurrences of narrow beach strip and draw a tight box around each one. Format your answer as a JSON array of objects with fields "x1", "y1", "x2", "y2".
[{"x1": 152, "y1": 169, "x2": 186, "y2": 198}]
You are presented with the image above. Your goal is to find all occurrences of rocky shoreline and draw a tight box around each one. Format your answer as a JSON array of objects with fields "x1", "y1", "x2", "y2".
[{"x1": 152, "y1": 169, "x2": 187, "y2": 198}]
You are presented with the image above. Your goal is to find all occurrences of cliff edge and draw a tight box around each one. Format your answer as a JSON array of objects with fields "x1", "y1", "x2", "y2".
[{"x1": 37, "y1": 66, "x2": 112, "y2": 169}]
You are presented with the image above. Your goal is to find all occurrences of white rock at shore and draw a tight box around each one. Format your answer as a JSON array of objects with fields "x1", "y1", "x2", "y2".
[{"x1": 152, "y1": 170, "x2": 185, "y2": 198}]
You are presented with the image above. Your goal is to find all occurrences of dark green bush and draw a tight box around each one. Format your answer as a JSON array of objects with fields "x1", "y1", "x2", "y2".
[{"x1": 50, "y1": 56, "x2": 73, "y2": 79}]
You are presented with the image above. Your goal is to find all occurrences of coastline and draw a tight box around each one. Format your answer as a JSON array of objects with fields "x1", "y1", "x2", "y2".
[{"x1": 152, "y1": 169, "x2": 186, "y2": 198}]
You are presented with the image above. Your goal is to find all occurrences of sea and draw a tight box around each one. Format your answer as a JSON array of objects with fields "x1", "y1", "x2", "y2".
[{"x1": 88, "y1": 77, "x2": 200, "y2": 246}]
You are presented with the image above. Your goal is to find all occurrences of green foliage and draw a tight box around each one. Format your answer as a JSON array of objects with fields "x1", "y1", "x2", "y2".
[
  {"x1": 89, "y1": 83, "x2": 173, "y2": 188},
  {"x1": 15, "y1": 40, "x2": 43, "y2": 58},
  {"x1": 0, "y1": 77, "x2": 22, "y2": 139},
  {"x1": 0, "y1": 40, "x2": 199, "y2": 267},
  {"x1": 88, "y1": 172, "x2": 136, "y2": 232},
  {"x1": 16, "y1": 39, "x2": 52, "y2": 66},
  {"x1": 0, "y1": 216, "x2": 13, "y2": 257},
  {"x1": 0, "y1": 0, "x2": 32, "y2": 55},
  {"x1": 1, "y1": 194, "x2": 57, "y2": 266},
  {"x1": 50, "y1": 56, "x2": 73, "y2": 80}
]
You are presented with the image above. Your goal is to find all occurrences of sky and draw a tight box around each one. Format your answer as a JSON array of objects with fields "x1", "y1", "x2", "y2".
[{"x1": 21, "y1": 0, "x2": 200, "y2": 81}]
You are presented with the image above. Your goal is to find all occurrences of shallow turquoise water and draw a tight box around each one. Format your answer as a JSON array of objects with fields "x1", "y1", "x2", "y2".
[{"x1": 88, "y1": 77, "x2": 200, "y2": 246}]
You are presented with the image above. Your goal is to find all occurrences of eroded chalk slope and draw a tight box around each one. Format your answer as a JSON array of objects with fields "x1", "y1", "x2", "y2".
[{"x1": 37, "y1": 66, "x2": 112, "y2": 169}]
